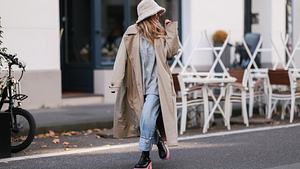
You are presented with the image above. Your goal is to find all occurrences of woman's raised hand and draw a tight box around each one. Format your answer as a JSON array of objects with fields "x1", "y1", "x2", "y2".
[{"x1": 165, "y1": 19, "x2": 172, "y2": 26}]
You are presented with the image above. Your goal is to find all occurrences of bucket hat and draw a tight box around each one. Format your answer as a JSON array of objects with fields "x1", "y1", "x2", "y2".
[{"x1": 136, "y1": 0, "x2": 166, "y2": 24}]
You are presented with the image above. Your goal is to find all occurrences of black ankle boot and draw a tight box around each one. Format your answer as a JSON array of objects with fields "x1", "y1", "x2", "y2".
[
  {"x1": 157, "y1": 136, "x2": 170, "y2": 160},
  {"x1": 134, "y1": 151, "x2": 152, "y2": 169}
]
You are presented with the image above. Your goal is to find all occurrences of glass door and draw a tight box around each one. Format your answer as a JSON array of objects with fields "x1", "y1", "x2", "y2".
[{"x1": 60, "y1": 0, "x2": 94, "y2": 93}]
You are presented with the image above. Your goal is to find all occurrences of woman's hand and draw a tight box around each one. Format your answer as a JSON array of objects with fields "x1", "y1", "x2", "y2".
[{"x1": 165, "y1": 19, "x2": 172, "y2": 26}]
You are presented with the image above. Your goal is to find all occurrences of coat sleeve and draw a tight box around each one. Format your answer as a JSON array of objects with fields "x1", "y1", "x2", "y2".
[
  {"x1": 109, "y1": 36, "x2": 127, "y2": 93},
  {"x1": 165, "y1": 21, "x2": 180, "y2": 59}
]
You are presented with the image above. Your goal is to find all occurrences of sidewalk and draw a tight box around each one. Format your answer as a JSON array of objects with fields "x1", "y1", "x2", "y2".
[
  {"x1": 29, "y1": 103, "x2": 291, "y2": 135},
  {"x1": 30, "y1": 104, "x2": 114, "y2": 134}
]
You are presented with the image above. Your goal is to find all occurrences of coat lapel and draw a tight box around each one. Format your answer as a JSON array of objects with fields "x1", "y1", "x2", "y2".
[
  {"x1": 154, "y1": 38, "x2": 167, "y2": 68},
  {"x1": 124, "y1": 25, "x2": 143, "y2": 103}
]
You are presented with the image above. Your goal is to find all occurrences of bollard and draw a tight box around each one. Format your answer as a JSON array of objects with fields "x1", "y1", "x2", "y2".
[{"x1": 0, "y1": 112, "x2": 11, "y2": 158}]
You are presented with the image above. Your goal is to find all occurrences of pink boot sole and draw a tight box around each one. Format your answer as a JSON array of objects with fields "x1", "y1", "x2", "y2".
[{"x1": 134, "y1": 161, "x2": 152, "y2": 169}]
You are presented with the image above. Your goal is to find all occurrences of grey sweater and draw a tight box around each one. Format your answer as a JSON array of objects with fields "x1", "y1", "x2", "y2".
[{"x1": 139, "y1": 36, "x2": 158, "y2": 96}]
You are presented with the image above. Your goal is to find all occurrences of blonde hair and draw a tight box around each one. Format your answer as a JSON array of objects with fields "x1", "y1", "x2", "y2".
[{"x1": 137, "y1": 15, "x2": 166, "y2": 44}]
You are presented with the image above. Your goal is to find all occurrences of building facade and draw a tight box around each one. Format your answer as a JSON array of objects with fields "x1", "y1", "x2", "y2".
[{"x1": 0, "y1": 0, "x2": 299, "y2": 109}]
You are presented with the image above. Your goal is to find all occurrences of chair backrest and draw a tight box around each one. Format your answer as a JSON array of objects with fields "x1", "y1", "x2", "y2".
[
  {"x1": 228, "y1": 69, "x2": 244, "y2": 84},
  {"x1": 172, "y1": 73, "x2": 181, "y2": 93},
  {"x1": 268, "y1": 69, "x2": 290, "y2": 85},
  {"x1": 245, "y1": 33, "x2": 261, "y2": 54}
]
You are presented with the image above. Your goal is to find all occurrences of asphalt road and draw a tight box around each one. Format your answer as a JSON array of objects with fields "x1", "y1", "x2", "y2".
[{"x1": 1, "y1": 125, "x2": 300, "y2": 169}]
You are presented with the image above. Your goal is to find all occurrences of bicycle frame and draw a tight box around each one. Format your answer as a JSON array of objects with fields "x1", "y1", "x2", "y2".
[{"x1": 0, "y1": 62, "x2": 24, "y2": 131}]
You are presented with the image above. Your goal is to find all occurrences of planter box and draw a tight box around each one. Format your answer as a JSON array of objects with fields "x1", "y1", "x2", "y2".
[
  {"x1": 214, "y1": 43, "x2": 231, "y2": 72},
  {"x1": 0, "y1": 112, "x2": 11, "y2": 158}
]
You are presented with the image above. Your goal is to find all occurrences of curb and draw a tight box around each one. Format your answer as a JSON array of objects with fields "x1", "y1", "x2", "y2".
[{"x1": 35, "y1": 121, "x2": 113, "y2": 134}]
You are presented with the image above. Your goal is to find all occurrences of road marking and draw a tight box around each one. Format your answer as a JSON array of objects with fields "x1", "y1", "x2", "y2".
[
  {"x1": 178, "y1": 123, "x2": 300, "y2": 141},
  {"x1": 1, "y1": 123, "x2": 300, "y2": 163},
  {"x1": 0, "y1": 143, "x2": 138, "y2": 163},
  {"x1": 265, "y1": 162, "x2": 300, "y2": 169}
]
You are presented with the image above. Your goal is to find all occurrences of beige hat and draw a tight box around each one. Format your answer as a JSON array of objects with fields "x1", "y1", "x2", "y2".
[{"x1": 136, "y1": 0, "x2": 166, "y2": 24}]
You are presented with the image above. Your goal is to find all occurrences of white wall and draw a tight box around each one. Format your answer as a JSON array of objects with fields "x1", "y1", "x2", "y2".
[
  {"x1": 182, "y1": 0, "x2": 244, "y2": 70},
  {"x1": 271, "y1": 0, "x2": 286, "y2": 68},
  {"x1": 293, "y1": 0, "x2": 300, "y2": 68},
  {"x1": 252, "y1": 0, "x2": 271, "y2": 36},
  {"x1": 252, "y1": 0, "x2": 286, "y2": 68},
  {"x1": 0, "y1": 0, "x2": 60, "y2": 71},
  {"x1": 0, "y1": 0, "x2": 62, "y2": 109},
  {"x1": 94, "y1": 70, "x2": 115, "y2": 103}
]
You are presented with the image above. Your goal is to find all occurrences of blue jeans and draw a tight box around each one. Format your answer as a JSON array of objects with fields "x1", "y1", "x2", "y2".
[{"x1": 139, "y1": 94, "x2": 160, "y2": 151}]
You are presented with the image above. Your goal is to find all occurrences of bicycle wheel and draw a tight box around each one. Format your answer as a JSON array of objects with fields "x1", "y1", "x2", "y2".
[{"x1": 9, "y1": 108, "x2": 36, "y2": 153}]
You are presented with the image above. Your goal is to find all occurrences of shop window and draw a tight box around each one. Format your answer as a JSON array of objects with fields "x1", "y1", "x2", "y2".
[
  {"x1": 99, "y1": 0, "x2": 180, "y2": 67},
  {"x1": 100, "y1": 0, "x2": 124, "y2": 66},
  {"x1": 64, "y1": 0, "x2": 92, "y2": 64}
]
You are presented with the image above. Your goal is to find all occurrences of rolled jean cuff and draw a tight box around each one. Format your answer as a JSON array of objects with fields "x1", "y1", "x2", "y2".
[{"x1": 139, "y1": 136, "x2": 158, "y2": 151}]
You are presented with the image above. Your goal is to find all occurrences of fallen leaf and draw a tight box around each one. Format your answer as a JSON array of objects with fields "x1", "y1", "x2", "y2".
[
  {"x1": 41, "y1": 145, "x2": 48, "y2": 148},
  {"x1": 52, "y1": 138, "x2": 60, "y2": 144},
  {"x1": 36, "y1": 134, "x2": 48, "y2": 139},
  {"x1": 84, "y1": 129, "x2": 93, "y2": 136},
  {"x1": 95, "y1": 128, "x2": 113, "y2": 138},
  {"x1": 93, "y1": 128, "x2": 101, "y2": 133},
  {"x1": 61, "y1": 132, "x2": 72, "y2": 136},
  {"x1": 70, "y1": 131, "x2": 81, "y2": 136},
  {"x1": 63, "y1": 141, "x2": 70, "y2": 146},
  {"x1": 64, "y1": 148, "x2": 70, "y2": 151},
  {"x1": 48, "y1": 130, "x2": 56, "y2": 138},
  {"x1": 12, "y1": 136, "x2": 27, "y2": 142}
]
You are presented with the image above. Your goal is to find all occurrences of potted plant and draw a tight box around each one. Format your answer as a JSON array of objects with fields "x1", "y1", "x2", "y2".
[
  {"x1": 212, "y1": 30, "x2": 231, "y2": 72},
  {"x1": 213, "y1": 30, "x2": 228, "y2": 46}
]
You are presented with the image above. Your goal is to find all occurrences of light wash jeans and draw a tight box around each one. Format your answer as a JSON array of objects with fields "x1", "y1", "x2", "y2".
[{"x1": 139, "y1": 94, "x2": 160, "y2": 151}]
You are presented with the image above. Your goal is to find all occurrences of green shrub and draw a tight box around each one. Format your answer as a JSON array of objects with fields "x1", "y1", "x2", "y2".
[{"x1": 0, "y1": 17, "x2": 7, "y2": 52}]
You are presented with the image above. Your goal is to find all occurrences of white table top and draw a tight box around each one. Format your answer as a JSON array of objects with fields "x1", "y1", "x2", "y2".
[{"x1": 183, "y1": 77, "x2": 237, "y2": 84}]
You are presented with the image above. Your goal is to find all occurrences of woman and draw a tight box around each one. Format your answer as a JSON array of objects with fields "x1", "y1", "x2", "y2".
[{"x1": 109, "y1": 0, "x2": 180, "y2": 168}]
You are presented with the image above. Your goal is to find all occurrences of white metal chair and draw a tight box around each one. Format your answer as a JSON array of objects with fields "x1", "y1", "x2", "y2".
[
  {"x1": 171, "y1": 36, "x2": 208, "y2": 135},
  {"x1": 267, "y1": 69, "x2": 300, "y2": 123},
  {"x1": 176, "y1": 31, "x2": 235, "y2": 134},
  {"x1": 170, "y1": 37, "x2": 205, "y2": 135},
  {"x1": 242, "y1": 34, "x2": 283, "y2": 118},
  {"x1": 179, "y1": 72, "x2": 234, "y2": 133},
  {"x1": 247, "y1": 68, "x2": 269, "y2": 117},
  {"x1": 227, "y1": 69, "x2": 249, "y2": 126},
  {"x1": 170, "y1": 37, "x2": 190, "y2": 73},
  {"x1": 173, "y1": 73, "x2": 205, "y2": 135},
  {"x1": 291, "y1": 69, "x2": 300, "y2": 118},
  {"x1": 281, "y1": 34, "x2": 300, "y2": 69},
  {"x1": 196, "y1": 31, "x2": 234, "y2": 133}
]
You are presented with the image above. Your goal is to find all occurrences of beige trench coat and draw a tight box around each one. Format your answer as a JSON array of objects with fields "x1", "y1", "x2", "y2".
[{"x1": 109, "y1": 22, "x2": 180, "y2": 146}]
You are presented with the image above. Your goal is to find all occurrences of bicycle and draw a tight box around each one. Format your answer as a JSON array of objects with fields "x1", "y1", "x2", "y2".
[{"x1": 0, "y1": 51, "x2": 36, "y2": 153}]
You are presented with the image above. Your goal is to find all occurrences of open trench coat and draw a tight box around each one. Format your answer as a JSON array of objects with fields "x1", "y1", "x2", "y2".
[{"x1": 109, "y1": 22, "x2": 180, "y2": 146}]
